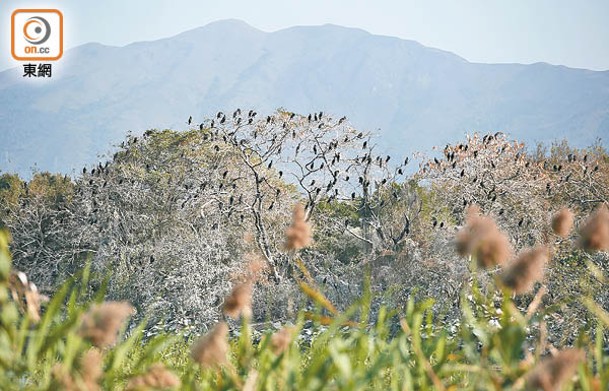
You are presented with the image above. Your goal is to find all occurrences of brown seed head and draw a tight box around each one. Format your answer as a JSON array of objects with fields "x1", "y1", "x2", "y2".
[
  {"x1": 551, "y1": 208, "x2": 574, "y2": 238},
  {"x1": 579, "y1": 204, "x2": 609, "y2": 252},
  {"x1": 52, "y1": 349, "x2": 103, "y2": 391},
  {"x1": 126, "y1": 363, "x2": 181, "y2": 390},
  {"x1": 526, "y1": 348, "x2": 585, "y2": 391},
  {"x1": 455, "y1": 205, "x2": 512, "y2": 268},
  {"x1": 80, "y1": 349, "x2": 104, "y2": 391},
  {"x1": 191, "y1": 322, "x2": 229, "y2": 368},
  {"x1": 500, "y1": 246, "x2": 549, "y2": 295},
  {"x1": 270, "y1": 326, "x2": 296, "y2": 355},
  {"x1": 242, "y1": 370, "x2": 259, "y2": 391},
  {"x1": 223, "y1": 281, "x2": 253, "y2": 319},
  {"x1": 79, "y1": 301, "x2": 134, "y2": 348},
  {"x1": 8, "y1": 270, "x2": 46, "y2": 323},
  {"x1": 285, "y1": 204, "x2": 312, "y2": 250}
]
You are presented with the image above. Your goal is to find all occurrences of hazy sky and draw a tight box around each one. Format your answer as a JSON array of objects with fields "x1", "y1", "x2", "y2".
[{"x1": 1, "y1": 0, "x2": 608, "y2": 71}]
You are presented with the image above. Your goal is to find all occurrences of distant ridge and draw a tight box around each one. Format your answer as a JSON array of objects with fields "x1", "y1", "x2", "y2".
[{"x1": 1, "y1": 19, "x2": 608, "y2": 176}]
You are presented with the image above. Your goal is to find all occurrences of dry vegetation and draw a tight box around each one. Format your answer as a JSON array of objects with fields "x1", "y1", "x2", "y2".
[{"x1": 0, "y1": 110, "x2": 609, "y2": 389}]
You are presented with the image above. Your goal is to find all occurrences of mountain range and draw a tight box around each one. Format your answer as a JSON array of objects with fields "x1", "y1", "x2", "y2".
[{"x1": 1, "y1": 19, "x2": 608, "y2": 177}]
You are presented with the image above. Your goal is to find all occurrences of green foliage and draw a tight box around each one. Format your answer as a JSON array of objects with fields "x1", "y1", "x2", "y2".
[{"x1": 0, "y1": 229, "x2": 608, "y2": 390}]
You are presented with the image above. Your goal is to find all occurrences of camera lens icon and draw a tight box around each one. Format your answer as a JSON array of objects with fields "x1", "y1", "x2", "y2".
[{"x1": 23, "y1": 16, "x2": 51, "y2": 45}]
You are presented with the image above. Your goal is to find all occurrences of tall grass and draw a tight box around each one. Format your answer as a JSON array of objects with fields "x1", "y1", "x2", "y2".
[{"x1": 0, "y1": 203, "x2": 608, "y2": 390}]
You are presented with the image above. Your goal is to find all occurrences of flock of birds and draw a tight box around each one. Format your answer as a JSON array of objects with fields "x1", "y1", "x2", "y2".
[{"x1": 55, "y1": 110, "x2": 604, "y2": 239}]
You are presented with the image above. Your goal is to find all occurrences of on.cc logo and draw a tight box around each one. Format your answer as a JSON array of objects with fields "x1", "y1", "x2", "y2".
[{"x1": 11, "y1": 9, "x2": 63, "y2": 61}]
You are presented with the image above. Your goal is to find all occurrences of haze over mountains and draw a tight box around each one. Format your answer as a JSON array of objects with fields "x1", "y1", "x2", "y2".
[{"x1": 1, "y1": 19, "x2": 608, "y2": 177}]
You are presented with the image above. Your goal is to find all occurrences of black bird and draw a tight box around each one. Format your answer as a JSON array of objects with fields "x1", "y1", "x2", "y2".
[
  {"x1": 199, "y1": 123, "x2": 204, "y2": 131},
  {"x1": 308, "y1": 114, "x2": 312, "y2": 122},
  {"x1": 404, "y1": 157, "x2": 409, "y2": 165},
  {"x1": 83, "y1": 167, "x2": 87, "y2": 174},
  {"x1": 268, "y1": 161, "x2": 273, "y2": 169},
  {"x1": 398, "y1": 169, "x2": 403, "y2": 175},
  {"x1": 278, "y1": 171, "x2": 283, "y2": 178},
  {"x1": 351, "y1": 192, "x2": 356, "y2": 200},
  {"x1": 220, "y1": 116, "x2": 226, "y2": 124},
  {"x1": 460, "y1": 169, "x2": 465, "y2": 177},
  {"x1": 434, "y1": 158, "x2": 440, "y2": 165},
  {"x1": 222, "y1": 171, "x2": 228, "y2": 179},
  {"x1": 518, "y1": 217, "x2": 524, "y2": 227},
  {"x1": 362, "y1": 141, "x2": 367, "y2": 149},
  {"x1": 188, "y1": 116, "x2": 192, "y2": 125}
]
